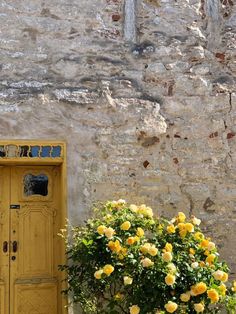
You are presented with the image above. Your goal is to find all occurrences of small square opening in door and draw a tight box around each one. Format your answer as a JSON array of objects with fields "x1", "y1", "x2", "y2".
[{"x1": 23, "y1": 174, "x2": 48, "y2": 196}]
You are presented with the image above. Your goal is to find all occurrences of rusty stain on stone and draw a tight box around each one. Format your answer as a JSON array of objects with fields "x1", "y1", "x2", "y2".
[
  {"x1": 112, "y1": 14, "x2": 121, "y2": 22},
  {"x1": 143, "y1": 160, "x2": 150, "y2": 168},
  {"x1": 173, "y1": 157, "x2": 179, "y2": 164},
  {"x1": 174, "y1": 134, "x2": 181, "y2": 138},
  {"x1": 215, "y1": 52, "x2": 225, "y2": 62},
  {"x1": 227, "y1": 132, "x2": 235, "y2": 139},
  {"x1": 137, "y1": 131, "x2": 147, "y2": 141},
  {"x1": 209, "y1": 131, "x2": 218, "y2": 138},
  {"x1": 203, "y1": 197, "x2": 215, "y2": 210}
]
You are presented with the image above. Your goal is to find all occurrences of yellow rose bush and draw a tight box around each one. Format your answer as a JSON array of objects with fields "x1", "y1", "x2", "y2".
[{"x1": 60, "y1": 201, "x2": 236, "y2": 313}]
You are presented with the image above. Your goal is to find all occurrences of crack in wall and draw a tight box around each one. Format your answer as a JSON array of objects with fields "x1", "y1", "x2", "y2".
[
  {"x1": 179, "y1": 184, "x2": 194, "y2": 216},
  {"x1": 229, "y1": 92, "x2": 232, "y2": 113}
]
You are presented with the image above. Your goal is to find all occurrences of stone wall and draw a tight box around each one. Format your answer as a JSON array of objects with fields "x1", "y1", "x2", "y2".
[{"x1": 0, "y1": 0, "x2": 236, "y2": 310}]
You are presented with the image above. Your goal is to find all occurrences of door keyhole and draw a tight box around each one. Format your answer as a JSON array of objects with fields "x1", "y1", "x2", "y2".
[
  {"x1": 3, "y1": 241, "x2": 8, "y2": 253},
  {"x1": 12, "y1": 241, "x2": 18, "y2": 253}
]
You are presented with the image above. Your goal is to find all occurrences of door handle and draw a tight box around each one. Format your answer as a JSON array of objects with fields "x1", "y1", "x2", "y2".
[
  {"x1": 3, "y1": 241, "x2": 8, "y2": 253},
  {"x1": 12, "y1": 241, "x2": 18, "y2": 253}
]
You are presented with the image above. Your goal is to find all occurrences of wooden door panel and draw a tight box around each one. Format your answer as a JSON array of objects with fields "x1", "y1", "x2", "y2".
[
  {"x1": 10, "y1": 166, "x2": 60, "y2": 314},
  {"x1": 0, "y1": 165, "x2": 63, "y2": 314},
  {"x1": 17, "y1": 205, "x2": 54, "y2": 278},
  {"x1": 14, "y1": 282, "x2": 57, "y2": 314},
  {"x1": 0, "y1": 167, "x2": 10, "y2": 314},
  {"x1": 0, "y1": 282, "x2": 5, "y2": 313}
]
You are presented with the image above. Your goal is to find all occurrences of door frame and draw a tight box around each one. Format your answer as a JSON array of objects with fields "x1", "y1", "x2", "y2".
[{"x1": 0, "y1": 139, "x2": 68, "y2": 313}]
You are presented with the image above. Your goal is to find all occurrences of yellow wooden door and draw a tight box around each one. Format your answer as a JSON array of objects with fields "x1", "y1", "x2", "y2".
[{"x1": 0, "y1": 166, "x2": 63, "y2": 314}]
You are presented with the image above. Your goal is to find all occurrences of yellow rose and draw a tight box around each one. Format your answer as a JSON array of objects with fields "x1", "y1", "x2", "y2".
[
  {"x1": 120, "y1": 221, "x2": 131, "y2": 231},
  {"x1": 213, "y1": 270, "x2": 224, "y2": 281},
  {"x1": 194, "y1": 232, "x2": 204, "y2": 241},
  {"x1": 145, "y1": 206, "x2": 153, "y2": 217},
  {"x1": 167, "y1": 263, "x2": 177, "y2": 274},
  {"x1": 162, "y1": 252, "x2": 173, "y2": 262},
  {"x1": 195, "y1": 282, "x2": 207, "y2": 295},
  {"x1": 138, "y1": 204, "x2": 147, "y2": 215},
  {"x1": 164, "y1": 243, "x2": 173, "y2": 252},
  {"x1": 180, "y1": 292, "x2": 191, "y2": 302},
  {"x1": 129, "y1": 305, "x2": 140, "y2": 314},
  {"x1": 191, "y1": 262, "x2": 199, "y2": 269},
  {"x1": 219, "y1": 283, "x2": 227, "y2": 296},
  {"x1": 178, "y1": 223, "x2": 187, "y2": 238},
  {"x1": 94, "y1": 269, "x2": 103, "y2": 279},
  {"x1": 114, "y1": 240, "x2": 122, "y2": 253},
  {"x1": 117, "y1": 199, "x2": 126, "y2": 205},
  {"x1": 107, "y1": 240, "x2": 115, "y2": 251},
  {"x1": 130, "y1": 204, "x2": 138, "y2": 212},
  {"x1": 207, "y1": 289, "x2": 219, "y2": 303},
  {"x1": 103, "y1": 264, "x2": 114, "y2": 276},
  {"x1": 149, "y1": 245, "x2": 158, "y2": 256},
  {"x1": 207, "y1": 241, "x2": 216, "y2": 251},
  {"x1": 177, "y1": 212, "x2": 186, "y2": 222},
  {"x1": 167, "y1": 224, "x2": 176, "y2": 234},
  {"x1": 138, "y1": 205, "x2": 153, "y2": 217},
  {"x1": 126, "y1": 236, "x2": 136, "y2": 245},
  {"x1": 136, "y1": 227, "x2": 144, "y2": 237},
  {"x1": 97, "y1": 225, "x2": 106, "y2": 235},
  {"x1": 107, "y1": 240, "x2": 121, "y2": 253},
  {"x1": 205, "y1": 254, "x2": 215, "y2": 264},
  {"x1": 110, "y1": 199, "x2": 126, "y2": 208},
  {"x1": 141, "y1": 257, "x2": 154, "y2": 267},
  {"x1": 189, "y1": 248, "x2": 196, "y2": 255},
  {"x1": 232, "y1": 281, "x2": 236, "y2": 292},
  {"x1": 221, "y1": 272, "x2": 228, "y2": 282},
  {"x1": 124, "y1": 276, "x2": 133, "y2": 285},
  {"x1": 185, "y1": 223, "x2": 194, "y2": 233},
  {"x1": 192, "y1": 216, "x2": 201, "y2": 226},
  {"x1": 190, "y1": 286, "x2": 197, "y2": 296},
  {"x1": 194, "y1": 303, "x2": 205, "y2": 313},
  {"x1": 200, "y1": 239, "x2": 209, "y2": 248},
  {"x1": 110, "y1": 200, "x2": 118, "y2": 208},
  {"x1": 118, "y1": 247, "x2": 128, "y2": 260},
  {"x1": 191, "y1": 282, "x2": 207, "y2": 296},
  {"x1": 165, "y1": 301, "x2": 178, "y2": 313},
  {"x1": 104, "y1": 227, "x2": 115, "y2": 239},
  {"x1": 165, "y1": 274, "x2": 176, "y2": 286},
  {"x1": 140, "y1": 243, "x2": 151, "y2": 254},
  {"x1": 180, "y1": 230, "x2": 187, "y2": 238},
  {"x1": 177, "y1": 222, "x2": 185, "y2": 229}
]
